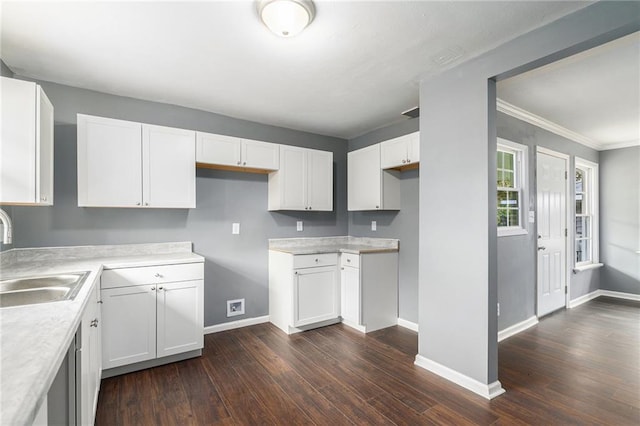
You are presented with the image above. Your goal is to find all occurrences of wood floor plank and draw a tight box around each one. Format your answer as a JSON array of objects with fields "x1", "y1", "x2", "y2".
[{"x1": 95, "y1": 297, "x2": 640, "y2": 425}]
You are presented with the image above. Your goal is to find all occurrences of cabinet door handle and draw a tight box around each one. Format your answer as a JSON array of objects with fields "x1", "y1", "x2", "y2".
[
  {"x1": 97, "y1": 300, "x2": 103, "y2": 304},
  {"x1": 155, "y1": 273, "x2": 163, "y2": 278},
  {"x1": 347, "y1": 259, "x2": 351, "y2": 262},
  {"x1": 308, "y1": 206, "x2": 312, "y2": 210},
  {"x1": 136, "y1": 202, "x2": 141, "y2": 206},
  {"x1": 538, "y1": 246, "x2": 546, "y2": 251},
  {"x1": 407, "y1": 159, "x2": 411, "y2": 163},
  {"x1": 243, "y1": 161, "x2": 246, "y2": 166},
  {"x1": 151, "y1": 286, "x2": 156, "y2": 291},
  {"x1": 294, "y1": 271, "x2": 298, "y2": 275},
  {"x1": 402, "y1": 159, "x2": 406, "y2": 164},
  {"x1": 376, "y1": 205, "x2": 380, "y2": 209},
  {"x1": 159, "y1": 286, "x2": 164, "y2": 290},
  {"x1": 237, "y1": 161, "x2": 241, "y2": 165}
]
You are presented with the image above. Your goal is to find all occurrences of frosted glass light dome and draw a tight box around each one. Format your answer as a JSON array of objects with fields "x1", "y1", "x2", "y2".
[{"x1": 257, "y1": 0, "x2": 315, "y2": 37}]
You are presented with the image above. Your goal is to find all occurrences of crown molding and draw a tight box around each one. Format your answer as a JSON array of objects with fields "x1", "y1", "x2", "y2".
[{"x1": 496, "y1": 99, "x2": 603, "y2": 151}]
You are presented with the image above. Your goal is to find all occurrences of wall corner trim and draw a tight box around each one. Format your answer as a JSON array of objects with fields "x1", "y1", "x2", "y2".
[
  {"x1": 569, "y1": 289, "x2": 640, "y2": 309},
  {"x1": 397, "y1": 318, "x2": 419, "y2": 332},
  {"x1": 414, "y1": 355, "x2": 506, "y2": 400},
  {"x1": 497, "y1": 316, "x2": 539, "y2": 342},
  {"x1": 204, "y1": 315, "x2": 270, "y2": 334}
]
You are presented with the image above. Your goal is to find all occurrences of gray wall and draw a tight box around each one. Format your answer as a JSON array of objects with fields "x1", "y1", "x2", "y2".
[
  {"x1": 9, "y1": 77, "x2": 348, "y2": 327},
  {"x1": 348, "y1": 118, "x2": 419, "y2": 323},
  {"x1": 1, "y1": 59, "x2": 13, "y2": 77},
  {"x1": 418, "y1": 1, "x2": 638, "y2": 387},
  {"x1": 600, "y1": 146, "x2": 640, "y2": 294},
  {"x1": 496, "y1": 112, "x2": 600, "y2": 330}
]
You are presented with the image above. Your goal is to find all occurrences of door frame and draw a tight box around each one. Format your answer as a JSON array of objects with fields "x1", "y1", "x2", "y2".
[{"x1": 535, "y1": 146, "x2": 572, "y2": 314}]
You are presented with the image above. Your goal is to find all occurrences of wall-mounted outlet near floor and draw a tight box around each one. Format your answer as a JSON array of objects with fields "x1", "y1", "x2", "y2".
[
  {"x1": 227, "y1": 298, "x2": 245, "y2": 317},
  {"x1": 371, "y1": 220, "x2": 377, "y2": 231},
  {"x1": 297, "y1": 221, "x2": 303, "y2": 232},
  {"x1": 497, "y1": 303, "x2": 500, "y2": 317},
  {"x1": 232, "y1": 223, "x2": 240, "y2": 235}
]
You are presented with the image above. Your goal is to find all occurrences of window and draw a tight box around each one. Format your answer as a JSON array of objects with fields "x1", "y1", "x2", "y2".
[
  {"x1": 575, "y1": 158, "x2": 599, "y2": 265},
  {"x1": 497, "y1": 139, "x2": 528, "y2": 236}
]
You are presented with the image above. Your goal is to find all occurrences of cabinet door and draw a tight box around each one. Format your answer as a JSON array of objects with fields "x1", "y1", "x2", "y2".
[
  {"x1": 340, "y1": 266, "x2": 361, "y2": 325},
  {"x1": 36, "y1": 86, "x2": 54, "y2": 205},
  {"x1": 380, "y1": 135, "x2": 409, "y2": 169},
  {"x1": 242, "y1": 139, "x2": 280, "y2": 170},
  {"x1": 0, "y1": 77, "x2": 37, "y2": 204},
  {"x1": 156, "y1": 280, "x2": 204, "y2": 358},
  {"x1": 407, "y1": 132, "x2": 420, "y2": 164},
  {"x1": 101, "y1": 285, "x2": 156, "y2": 369},
  {"x1": 196, "y1": 132, "x2": 241, "y2": 167},
  {"x1": 143, "y1": 124, "x2": 196, "y2": 208},
  {"x1": 306, "y1": 149, "x2": 333, "y2": 211},
  {"x1": 348, "y1": 144, "x2": 381, "y2": 211},
  {"x1": 77, "y1": 114, "x2": 143, "y2": 207},
  {"x1": 293, "y1": 266, "x2": 339, "y2": 327},
  {"x1": 79, "y1": 285, "x2": 101, "y2": 426},
  {"x1": 277, "y1": 145, "x2": 307, "y2": 210}
]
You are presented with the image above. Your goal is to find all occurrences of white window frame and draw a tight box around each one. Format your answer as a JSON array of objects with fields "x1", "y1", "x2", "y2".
[
  {"x1": 497, "y1": 138, "x2": 529, "y2": 237},
  {"x1": 574, "y1": 158, "x2": 599, "y2": 268}
]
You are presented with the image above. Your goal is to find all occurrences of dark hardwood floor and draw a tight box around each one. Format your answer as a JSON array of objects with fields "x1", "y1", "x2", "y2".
[{"x1": 95, "y1": 297, "x2": 639, "y2": 425}]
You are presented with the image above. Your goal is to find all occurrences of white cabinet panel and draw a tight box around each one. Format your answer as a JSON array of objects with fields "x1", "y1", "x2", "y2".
[
  {"x1": 77, "y1": 115, "x2": 142, "y2": 207},
  {"x1": 293, "y1": 265, "x2": 339, "y2": 327},
  {"x1": 79, "y1": 283, "x2": 102, "y2": 426},
  {"x1": 269, "y1": 145, "x2": 333, "y2": 211},
  {"x1": 242, "y1": 139, "x2": 279, "y2": 170},
  {"x1": 157, "y1": 280, "x2": 204, "y2": 357},
  {"x1": 380, "y1": 132, "x2": 419, "y2": 169},
  {"x1": 101, "y1": 284, "x2": 157, "y2": 369},
  {"x1": 348, "y1": 144, "x2": 400, "y2": 211},
  {"x1": 340, "y1": 265, "x2": 360, "y2": 326},
  {"x1": 196, "y1": 132, "x2": 242, "y2": 167},
  {"x1": 143, "y1": 124, "x2": 196, "y2": 208},
  {"x1": 0, "y1": 77, "x2": 54, "y2": 205}
]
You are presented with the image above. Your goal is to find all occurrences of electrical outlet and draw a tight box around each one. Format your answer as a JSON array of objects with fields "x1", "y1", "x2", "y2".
[
  {"x1": 497, "y1": 303, "x2": 500, "y2": 316},
  {"x1": 297, "y1": 221, "x2": 303, "y2": 232},
  {"x1": 371, "y1": 221, "x2": 377, "y2": 231},
  {"x1": 232, "y1": 223, "x2": 240, "y2": 234},
  {"x1": 227, "y1": 298, "x2": 245, "y2": 317}
]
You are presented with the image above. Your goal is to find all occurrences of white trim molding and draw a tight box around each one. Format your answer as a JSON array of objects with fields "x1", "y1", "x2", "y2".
[
  {"x1": 498, "y1": 316, "x2": 538, "y2": 342},
  {"x1": 204, "y1": 315, "x2": 270, "y2": 334},
  {"x1": 569, "y1": 290, "x2": 640, "y2": 308},
  {"x1": 573, "y1": 263, "x2": 604, "y2": 273},
  {"x1": 397, "y1": 318, "x2": 419, "y2": 332},
  {"x1": 414, "y1": 355, "x2": 506, "y2": 400}
]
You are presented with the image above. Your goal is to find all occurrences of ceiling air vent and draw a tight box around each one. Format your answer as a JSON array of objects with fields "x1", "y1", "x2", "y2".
[{"x1": 402, "y1": 107, "x2": 419, "y2": 119}]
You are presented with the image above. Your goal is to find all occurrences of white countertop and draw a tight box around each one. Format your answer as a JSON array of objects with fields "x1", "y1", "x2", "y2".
[
  {"x1": 268, "y1": 236, "x2": 399, "y2": 255},
  {"x1": 0, "y1": 242, "x2": 203, "y2": 426}
]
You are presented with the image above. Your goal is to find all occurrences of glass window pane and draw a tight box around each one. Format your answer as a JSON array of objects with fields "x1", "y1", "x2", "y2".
[
  {"x1": 503, "y1": 152, "x2": 514, "y2": 171},
  {"x1": 497, "y1": 170, "x2": 504, "y2": 187},
  {"x1": 502, "y1": 171, "x2": 514, "y2": 188},
  {"x1": 497, "y1": 209, "x2": 507, "y2": 227},
  {"x1": 575, "y1": 168, "x2": 584, "y2": 193},
  {"x1": 576, "y1": 194, "x2": 583, "y2": 214},
  {"x1": 576, "y1": 217, "x2": 590, "y2": 238},
  {"x1": 576, "y1": 239, "x2": 591, "y2": 263},
  {"x1": 508, "y1": 209, "x2": 519, "y2": 227},
  {"x1": 497, "y1": 151, "x2": 504, "y2": 170}
]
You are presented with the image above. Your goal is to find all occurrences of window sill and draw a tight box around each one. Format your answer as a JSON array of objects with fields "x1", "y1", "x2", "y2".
[
  {"x1": 498, "y1": 228, "x2": 528, "y2": 237},
  {"x1": 573, "y1": 263, "x2": 604, "y2": 273}
]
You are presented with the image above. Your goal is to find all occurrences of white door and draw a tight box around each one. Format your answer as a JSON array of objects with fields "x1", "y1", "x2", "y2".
[
  {"x1": 77, "y1": 115, "x2": 142, "y2": 207},
  {"x1": 340, "y1": 265, "x2": 360, "y2": 325},
  {"x1": 156, "y1": 280, "x2": 204, "y2": 358},
  {"x1": 348, "y1": 144, "x2": 382, "y2": 210},
  {"x1": 306, "y1": 149, "x2": 333, "y2": 211},
  {"x1": 242, "y1": 139, "x2": 280, "y2": 170},
  {"x1": 536, "y1": 149, "x2": 568, "y2": 316},
  {"x1": 196, "y1": 132, "x2": 241, "y2": 166},
  {"x1": 278, "y1": 145, "x2": 307, "y2": 210},
  {"x1": 101, "y1": 285, "x2": 157, "y2": 369},
  {"x1": 143, "y1": 124, "x2": 196, "y2": 208},
  {"x1": 293, "y1": 266, "x2": 339, "y2": 327}
]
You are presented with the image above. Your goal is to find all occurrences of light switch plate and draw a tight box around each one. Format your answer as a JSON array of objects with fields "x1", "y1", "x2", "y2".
[
  {"x1": 296, "y1": 221, "x2": 303, "y2": 232},
  {"x1": 371, "y1": 221, "x2": 377, "y2": 231},
  {"x1": 232, "y1": 223, "x2": 240, "y2": 234},
  {"x1": 528, "y1": 211, "x2": 535, "y2": 223}
]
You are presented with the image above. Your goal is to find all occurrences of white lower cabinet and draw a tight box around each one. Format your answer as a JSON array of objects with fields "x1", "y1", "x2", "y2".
[
  {"x1": 269, "y1": 251, "x2": 340, "y2": 334},
  {"x1": 339, "y1": 252, "x2": 398, "y2": 333},
  {"x1": 79, "y1": 283, "x2": 102, "y2": 426},
  {"x1": 101, "y1": 262, "x2": 204, "y2": 372}
]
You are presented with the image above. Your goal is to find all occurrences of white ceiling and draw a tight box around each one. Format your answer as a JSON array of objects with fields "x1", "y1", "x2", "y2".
[
  {"x1": 498, "y1": 31, "x2": 640, "y2": 151},
  {"x1": 1, "y1": 1, "x2": 592, "y2": 139}
]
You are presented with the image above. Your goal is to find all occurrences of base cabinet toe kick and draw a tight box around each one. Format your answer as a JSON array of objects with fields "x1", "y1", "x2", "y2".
[{"x1": 269, "y1": 248, "x2": 398, "y2": 335}]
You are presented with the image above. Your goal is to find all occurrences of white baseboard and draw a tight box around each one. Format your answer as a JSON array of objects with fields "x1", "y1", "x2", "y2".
[
  {"x1": 498, "y1": 316, "x2": 538, "y2": 342},
  {"x1": 569, "y1": 289, "x2": 640, "y2": 309},
  {"x1": 204, "y1": 315, "x2": 270, "y2": 334},
  {"x1": 397, "y1": 318, "x2": 419, "y2": 332},
  {"x1": 414, "y1": 355, "x2": 505, "y2": 400}
]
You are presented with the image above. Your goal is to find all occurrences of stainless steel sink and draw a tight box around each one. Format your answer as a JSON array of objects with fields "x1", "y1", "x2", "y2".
[{"x1": 0, "y1": 272, "x2": 90, "y2": 308}]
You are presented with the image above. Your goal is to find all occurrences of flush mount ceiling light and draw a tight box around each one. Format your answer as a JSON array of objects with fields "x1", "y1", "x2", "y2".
[{"x1": 257, "y1": 0, "x2": 315, "y2": 37}]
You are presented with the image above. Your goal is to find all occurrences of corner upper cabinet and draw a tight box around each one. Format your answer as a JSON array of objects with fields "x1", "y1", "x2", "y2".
[
  {"x1": 77, "y1": 114, "x2": 196, "y2": 208},
  {"x1": 268, "y1": 145, "x2": 333, "y2": 211},
  {"x1": 0, "y1": 77, "x2": 54, "y2": 205},
  {"x1": 380, "y1": 131, "x2": 419, "y2": 170},
  {"x1": 196, "y1": 132, "x2": 279, "y2": 172},
  {"x1": 348, "y1": 144, "x2": 400, "y2": 211}
]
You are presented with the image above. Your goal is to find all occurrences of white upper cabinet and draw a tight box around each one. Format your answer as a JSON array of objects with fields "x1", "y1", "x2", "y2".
[
  {"x1": 0, "y1": 77, "x2": 54, "y2": 205},
  {"x1": 268, "y1": 145, "x2": 333, "y2": 211},
  {"x1": 380, "y1": 131, "x2": 420, "y2": 169},
  {"x1": 348, "y1": 144, "x2": 400, "y2": 211},
  {"x1": 77, "y1": 114, "x2": 196, "y2": 208},
  {"x1": 196, "y1": 132, "x2": 279, "y2": 171}
]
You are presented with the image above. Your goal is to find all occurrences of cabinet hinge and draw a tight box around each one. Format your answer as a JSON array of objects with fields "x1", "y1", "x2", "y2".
[
  {"x1": 565, "y1": 228, "x2": 568, "y2": 237},
  {"x1": 565, "y1": 170, "x2": 568, "y2": 180},
  {"x1": 565, "y1": 286, "x2": 568, "y2": 294}
]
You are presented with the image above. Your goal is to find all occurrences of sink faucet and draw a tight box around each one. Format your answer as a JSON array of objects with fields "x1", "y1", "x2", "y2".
[{"x1": 0, "y1": 208, "x2": 13, "y2": 245}]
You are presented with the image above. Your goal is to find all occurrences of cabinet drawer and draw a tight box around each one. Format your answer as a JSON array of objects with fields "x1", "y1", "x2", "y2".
[
  {"x1": 340, "y1": 253, "x2": 360, "y2": 268},
  {"x1": 101, "y1": 262, "x2": 204, "y2": 289},
  {"x1": 293, "y1": 253, "x2": 338, "y2": 269}
]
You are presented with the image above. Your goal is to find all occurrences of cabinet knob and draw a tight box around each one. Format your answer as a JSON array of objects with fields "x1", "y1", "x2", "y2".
[
  {"x1": 308, "y1": 206, "x2": 312, "y2": 210},
  {"x1": 237, "y1": 161, "x2": 241, "y2": 165},
  {"x1": 294, "y1": 271, "x2": 298, "y2": 275},
  {"x1": 376, "y1": 205, "x2": 380, "y2": 209},
  {"x1": 314, "y1": 258, "x2": 319, "y2": 262},
  {"x1": 407, "y1": 159, "x2": 411, "y2": 163},
  {"x1": 136, "y1": 202, "x2": 141, "y2": 206},
  {"x1": 41, "y1": 196, "x2": 47, "y2": 201},
  {"x1": 97, "y1": 300, "x2": 103, "y2": 304},
  {"x1": 243, "y1": 162, "x2": 246, "y2": 166},
  {"x1": 90, "y1": 319, "x2": 98, "y2": 327},
  {"x1": 145, "y1": 202, "x2": 149, "y2": 206},
  {"x1": 159, "y1": 286, "x2": 164, "y2": 290},
  {"x1": 402, "y1": 159, "x2": 406, "y2": 164},
  {"x1": 347, "y1": 259, "x2": 351, "y2": 262},
  {"x1": 151, "y1": 286, "x2": 155, "y2": 291},
  {"x1": 305, "y1": 207, "x2": 308, "y2": 210},
  {"x1": 155, "y1": 273, "x2": 163, "y2": 278},
  {"x1": 341, "y1": 267, "x2": 344, "y2": 270}
]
